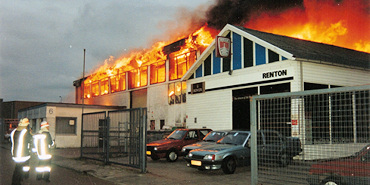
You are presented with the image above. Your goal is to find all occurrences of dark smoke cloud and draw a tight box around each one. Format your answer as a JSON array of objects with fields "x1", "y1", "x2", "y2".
[{"x1": 206, "y1": 0, "x2": 304, "y2": 30}]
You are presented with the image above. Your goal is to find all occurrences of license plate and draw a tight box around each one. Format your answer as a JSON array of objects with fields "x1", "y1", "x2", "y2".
[
  {"x1": 146, "y1": 151, "x2": 151, "y2": 155},
  {"x1": 191, "y1": 160, "x2": 201, "y2": 166}
]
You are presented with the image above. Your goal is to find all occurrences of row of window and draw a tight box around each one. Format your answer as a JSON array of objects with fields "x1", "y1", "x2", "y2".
[
  {"x1": 83, "y1": 51, "x2": 196, "y2": 98},
  {"x1": 192, "y1": 32, "x2": 287, "y2": 79}
]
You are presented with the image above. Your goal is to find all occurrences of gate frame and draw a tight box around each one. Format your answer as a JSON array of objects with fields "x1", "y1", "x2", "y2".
[
  {"x1": 250, "y1": 85, "x2": 370, "y2": 185},
  {"x1": 80, "y1": 108, "x2": 147, "y2": 173}
]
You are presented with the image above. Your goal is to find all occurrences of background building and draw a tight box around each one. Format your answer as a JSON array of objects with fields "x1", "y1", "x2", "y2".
[{"x1": 18, "y1": 103, "x2": 125, "y2": 148}]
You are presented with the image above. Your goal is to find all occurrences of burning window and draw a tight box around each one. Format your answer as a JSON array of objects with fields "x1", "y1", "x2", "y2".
[
  {"x1": 168, "y1": 81, "x2": 187, "y2": 105},
  {"x1": 83, "y1": 83, "x2": 91, "y2": 98},
  {"x1": 150, "y1": 60, "x2": 166, "y2": 84},
  {"x1": 92, "y1": 82, "x2": 99, "y2": 97},
  {"x1": 119, "y1": 73, "x2": 126, "y2": 91},
  {"x1": 129, "y1": 67, "x2": 148, "y2": 89},
  {"x1": 168, "y1": 83, "x2": 175, "y2": 105},
  {"x1": 175, "y1": 82, "x2": 182, "y2": 103},
  {"x1": 169, "y1": 51, "x2": 197, "y2": 81},
  {"x1": 182, "y1": 81, "x2": 187, "y2": 103},
  {"x1": 110, "y1": 72, "x2": 127, "y2": 93},
  {"x1": 110, "y1": 75, "x2": 119, "y2": 93},
  {"x1": 101, "y1": 78, "x2": 109, "y2": 95}
]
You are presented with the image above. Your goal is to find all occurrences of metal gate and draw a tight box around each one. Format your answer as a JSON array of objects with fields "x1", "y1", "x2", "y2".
[
  {"x1": 81, "y1": 108, "x2": 147, "y2": 172},
  {"x1": 250, "y1": 85, "x2": 369, "y2": 185}
]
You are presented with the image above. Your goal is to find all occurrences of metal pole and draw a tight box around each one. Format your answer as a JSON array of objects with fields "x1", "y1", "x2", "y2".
[
  {"x1": 141, "y1": 108, "x2": 147, "y2": 173},
  {"x1": 250, "y1": 96, "x2": 258, "y2": 185},
  {"x1": 82, "y1": 49, "x2": 86, "y2": 107},
  {"x1": 80, "y1": 49, "x2": 86, "y2": 159},
  {"x1": 352, "y1": 93, "x2": 357, "y2": 143}
]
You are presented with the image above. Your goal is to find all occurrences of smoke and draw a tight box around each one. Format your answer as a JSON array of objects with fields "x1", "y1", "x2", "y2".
[{"x1": 205, "y1": 0, "x2": 304, "y2": 30}]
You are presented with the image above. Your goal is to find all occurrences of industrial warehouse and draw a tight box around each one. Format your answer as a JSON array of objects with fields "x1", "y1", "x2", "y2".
[{"x1": 19, "y1": 24, "x2": 369, "y2": 148}]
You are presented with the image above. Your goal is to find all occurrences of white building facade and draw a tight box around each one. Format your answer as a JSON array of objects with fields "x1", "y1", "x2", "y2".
[{"x1": 181, "y1": 24, "x2": 369, "y2": 135}]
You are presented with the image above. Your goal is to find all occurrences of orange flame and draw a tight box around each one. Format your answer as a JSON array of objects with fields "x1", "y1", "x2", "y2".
[
  {"x1": 244, "y1": 0, "x2": 370, "y2": 53},
  {"x1": 83, "y1": 24, "x2": 217, "y2": 98}
]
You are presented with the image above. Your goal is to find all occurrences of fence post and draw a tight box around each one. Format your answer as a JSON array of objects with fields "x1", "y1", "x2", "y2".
[
  {"x1": 80, "y1": 114, "x2": 84, "y2": 159},
  {"x1": 250, "y1": 96, "x2": 258, "y2": 185},
  {"x1": 106, "y1": 116, "x2": 110, "y2": 164},
  {"x1": 140, "y1": 108, "x2": 147, "y2": 173}
]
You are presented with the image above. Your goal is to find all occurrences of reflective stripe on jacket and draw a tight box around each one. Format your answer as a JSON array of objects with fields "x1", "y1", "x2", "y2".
[
  {"x1": 10, "y1": 129, "x2": 32, "y2": 162},
  {"x1": 33, "y1": 131, "x2": 53, "y2": 160}
]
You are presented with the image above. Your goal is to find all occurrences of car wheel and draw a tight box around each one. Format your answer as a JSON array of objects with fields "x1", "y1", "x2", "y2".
[
  {"x1": 166, "y1": 149, "x2": 178, "y2": 162},
  {"x1": 222, "y1": 157, "x2": 236, "y2": 174},
  {"x1": 322, "y1": 177, "x2": 341, "y2": 185},
  {"x1": 278, "y1": 153, "x2": 289, "y2": 167},
  {"x1": 150, "y1": 155, "x2": 160, "y2": 161}
]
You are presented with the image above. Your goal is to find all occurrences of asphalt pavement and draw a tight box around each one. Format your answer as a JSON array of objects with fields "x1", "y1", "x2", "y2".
[{"x1": 1, "y1": 142, "x2": 252, "y2": 185}]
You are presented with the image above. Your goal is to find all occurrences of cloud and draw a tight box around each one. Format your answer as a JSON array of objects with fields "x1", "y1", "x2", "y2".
[{"x1": 0, "y1": 0, "x2": 209, "y2": 102}]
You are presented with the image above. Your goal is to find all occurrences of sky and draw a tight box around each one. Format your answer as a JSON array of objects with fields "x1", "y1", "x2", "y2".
[{"x1": 0, "y1": 0, "x2": 211, "y2": 103}]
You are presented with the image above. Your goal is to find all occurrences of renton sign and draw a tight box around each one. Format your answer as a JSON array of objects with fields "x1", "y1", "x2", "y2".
[
  {"x1": 262, "y1": 69, "x2": 288, "y2": 79},
  {"x1": 216, "y1": 36, "x2": 231, "y2": 58}
]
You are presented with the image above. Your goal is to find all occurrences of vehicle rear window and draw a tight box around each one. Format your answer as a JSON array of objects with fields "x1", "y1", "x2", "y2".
[
  {"x1": 219, "y1": 132, "x2": 250, "y2": 145},
  {"x1": 204, "y1": 131, "x2": 226, "y2": 142},
  {"x1": 167, "y1": 130, "x2": 187, "y2": 140}
]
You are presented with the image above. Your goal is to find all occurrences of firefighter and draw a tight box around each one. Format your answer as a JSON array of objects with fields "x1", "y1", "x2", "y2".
[
  {"x1": 10, "y1": 118, "x2": 32, "y2": 185},
  {"x1": 33, "y1": 121, "x2": 54, "y2": 182}
]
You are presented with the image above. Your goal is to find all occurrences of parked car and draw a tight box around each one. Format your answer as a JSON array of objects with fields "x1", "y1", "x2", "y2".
[
  {"x1": 146, "y1": 128, "x2": 212, "y2": 162},
  {"x1": 185, "y1": 130, "x2": 252, "y2": 174},
  {"x1": 256, "y1": 130, "x2": 302, "y2": 167},
  {"x1": 185, "y1": 130, "x2": 302, "y2": 174},
  {"x1": 307, "y1": 144, "x2": 370, "y2": 185},
  {"x1": 181, "y1": 130, "x2": 230, "y2": 155}
]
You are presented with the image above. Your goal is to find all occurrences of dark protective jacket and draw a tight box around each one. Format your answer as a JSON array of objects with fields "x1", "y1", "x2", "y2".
[
  {"x1": 33, "y1": 131, "x2": 54, "y2": 160},
  {"x1": 10, "y1": 128, "x2": 32, "y2": 163}
]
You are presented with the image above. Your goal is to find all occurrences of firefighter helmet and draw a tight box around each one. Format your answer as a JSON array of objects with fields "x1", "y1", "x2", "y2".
[
  {"x1": 19, "y1": 118, "x2": 30, "y2": 126},
  {"x1": 40, "y1": 121, "x2": 49, "y2": 129}
]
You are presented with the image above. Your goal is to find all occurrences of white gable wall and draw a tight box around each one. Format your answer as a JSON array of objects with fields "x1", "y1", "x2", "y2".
[{"x1": 301, "y1": 62, "x2": 370, "y2": 86}]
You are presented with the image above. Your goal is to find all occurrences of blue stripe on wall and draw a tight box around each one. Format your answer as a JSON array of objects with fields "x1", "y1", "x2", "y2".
[
  {"x1": 196, "y1": 64, "x2": 203, "y2": 78},
  {"x1": 232, "y1": 33, "x2": 242, "y2": 70},
  {"x1": 213, "y1": 50, "x2": 221, "y2": 74},
  {"x1": 255, "y1": 43, "x2": 266, "y2": 65}
]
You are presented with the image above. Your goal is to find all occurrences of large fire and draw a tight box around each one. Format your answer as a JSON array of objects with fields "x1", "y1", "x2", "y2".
[
  {"x1": 244, "y1": 0, "x2": 370, "y2": 53},
  {"x1": 83, "y1": 25, "x2": 217, "y2": 98},
  {"x1": 83, "y1": 0, "x2": 368, "y2": 99}
]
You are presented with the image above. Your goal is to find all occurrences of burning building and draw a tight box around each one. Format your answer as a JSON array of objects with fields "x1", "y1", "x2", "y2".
[
  {"x1": 73, "y1": 0, "x2": 369, "y2": 132},
  {"x1": 73, "y1": 26, "x2": 217, "y2": 129}
]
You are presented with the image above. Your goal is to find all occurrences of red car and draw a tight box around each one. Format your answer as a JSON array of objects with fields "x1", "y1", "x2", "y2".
[
  {"x1": 307, "y1": 144, "x2": 370, "y2": 185},
  {"x1": 146, "y1": 128, "x2": 212, "y2": 162}
]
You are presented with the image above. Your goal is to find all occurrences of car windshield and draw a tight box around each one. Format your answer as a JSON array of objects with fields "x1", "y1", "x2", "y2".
[
  {"x1": 203, "y1": 131, "x2": 226, "y2": 142},
  {"x1": 218, "y1": 132, "x2": 249, "y2": 145},
  {"x1": 167, "y1": 130, "x2": 187, "y2": 140}
]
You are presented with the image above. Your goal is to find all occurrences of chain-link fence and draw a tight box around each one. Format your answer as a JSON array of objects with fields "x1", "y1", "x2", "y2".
[
  {"x1": 250, "y1": 85, "x2": 369, "y2": 185},
  {"x1": 81, "y1": 108, "x2": 147, "y2": 172}
]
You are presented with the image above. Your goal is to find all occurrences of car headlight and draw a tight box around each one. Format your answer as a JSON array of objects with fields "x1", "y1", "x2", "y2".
[
  {"x1": 182, "y1": 148, "x2": 186, "y2": 152},
  {"x1": 188, "y1": 153, "x2": 193, "y2": 157},
  {"x1": 204, "y1": 154, "x2": 215, "y2": 160},
  {"x1": 154, "y1": 147, "x2": 158, "y2": 151}
]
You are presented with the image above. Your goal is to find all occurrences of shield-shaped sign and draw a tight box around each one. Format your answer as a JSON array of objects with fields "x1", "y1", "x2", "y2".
[{"x1": 216, "y1": 36, "x2": 231, "y2": 58}]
